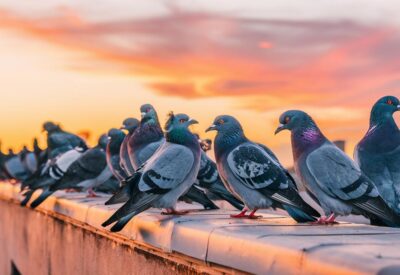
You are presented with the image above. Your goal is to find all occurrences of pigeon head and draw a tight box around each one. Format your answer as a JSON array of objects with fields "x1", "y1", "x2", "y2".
[
  {"x1": 370, "y1": 96, "x2": 400, "y2": 126},
  {"x1": 120, "y1": 118, "x2": 139, "y2": 133},
  {"x1": 206, "y1": 115, "x2": 243, "y2": 135},
  {"x1": 164, "y1": 112, "x2": 198, "y2": 144},
  {"x1": 164, "y1": 112, "x2": 198, "y2": 132},
  {"x1": 98, "y1": 134, "x2": 109, "y2": 149},
  {"x1": 107, "y1": 128, "x2": 126, "y2": 142},
  {"x1": 140, "y1": 104, "x2": 158, "y2": 124},
  {"x1": 275, "y1": 110, "x2": 318, "y2": 134},
  {"x1": 42, "y1": 121, "x2": 61, "y2": 133},
  {"x1": 206, "y1": 115, "x2": 247, "y2": 156}
]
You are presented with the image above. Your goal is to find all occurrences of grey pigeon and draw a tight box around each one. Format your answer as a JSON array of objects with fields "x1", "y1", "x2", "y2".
[
  {"x1": 106, "y1": 114, "x2": 218, "y2": 210},
  {"x1": 102, "y1": 112, "x2": 201, "y2": 232},
  {"x1": 3, "y1": 153, "x2": 30, "y2": 181},
  {"x1": 355, "y1": 96, "x2": 400, "y2": 218},
  {"x1": 30, "y1": 134, "x2": 112, "y2": 208},
  {"x1": 127, "y1": 104, "x2": 164, "y2": 170},
  {"x1": 20, "y1": 147, "x2": 84, "y2": 206},
  {"x1": 43, "y1": 121, "x2": 88, "y2": 158},
  {"x1": 106, "y1": 128, "x2": 128, "y2": 182},
  {"x1": 207, "y1": 115, "x2": 319, "y2": 222},
  {"x1": 276, "y1": 110, "x2": 400, "y2": 226},
  {"x1": 119, "y1": 118, "x2": 139, "y2": 176}
]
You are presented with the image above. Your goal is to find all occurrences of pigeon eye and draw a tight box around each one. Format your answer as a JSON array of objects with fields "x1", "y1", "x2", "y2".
[
  {"x1": 387, "y1": 99, "x2": 393, "y2": 105},
  {"x1": 284, "y1": 116, "x2": 291, "y2": 124},
  {"x1": 218, "y1": 119, "x2": 225, "y2": 125},
  {"x1": 179, "y1": 119, "x2": 186, "y2": 123}
]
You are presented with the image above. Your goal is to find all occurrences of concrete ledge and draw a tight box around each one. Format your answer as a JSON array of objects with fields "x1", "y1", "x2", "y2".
[{"x1": 1, "y1": 182, "x2": 400, "y2": 274}]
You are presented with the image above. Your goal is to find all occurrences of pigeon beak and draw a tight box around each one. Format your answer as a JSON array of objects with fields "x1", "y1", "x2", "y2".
[
  {"x1": 188, "y1": 119, "x2": 198, "y2": 125},
  {"x1": 119, "y1": 125, "x2": 126, "y2": 130},
  {"x1": 397, "y1": 105, "x2": 400, "y2": 111},
  {"x1": 141, "y1": 112, "x2": 146, "y2": 118},
  {"x1": 274, "y1": 124, "x2": 286, "y2": 135},
  {"x1": 205, "y1": 124, "x2": 217, "y2": 132}
]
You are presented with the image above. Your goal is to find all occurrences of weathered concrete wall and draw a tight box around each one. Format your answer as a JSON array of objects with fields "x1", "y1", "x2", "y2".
[
  {"x1": 2, "y1": 182, "x2": 400, "y2": 275},
  {"x1": 0, "y1": 199, "x2": 231, "y2": 275}
]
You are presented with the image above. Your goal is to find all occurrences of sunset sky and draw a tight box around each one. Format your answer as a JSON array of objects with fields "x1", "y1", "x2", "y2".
[{"x1": 0, "y1": 0, "x2": 399, "y2": 166}]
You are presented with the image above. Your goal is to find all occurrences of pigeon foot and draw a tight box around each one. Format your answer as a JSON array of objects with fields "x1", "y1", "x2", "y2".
[
  {"x1": 248, "y1": 209, "x2": 262, "y2": 219},
  {"x1": 86, "y1": 189, "x2": 99, "y2": 198},
  {"x1": 310, "y1": 214, "x2": 337, "y2": 225},
  {"x1": 230, "y1": 208, "x2": 250, "y2": 218}
]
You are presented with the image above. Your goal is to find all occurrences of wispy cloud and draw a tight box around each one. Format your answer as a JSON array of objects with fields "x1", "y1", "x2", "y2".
[{"x1": 0, "y1": 4, "x2": 399, "y2": 112}]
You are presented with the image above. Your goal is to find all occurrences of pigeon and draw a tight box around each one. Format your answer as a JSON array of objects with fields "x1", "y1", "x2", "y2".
[
  {"x1": 106, "y1": 128, "x2": 128, "y2": 182},
  {"x1": 196, "y1": 150, "x2": 244, "y2": 210},
  {"x1": 355, "y1": 96, "x2": 400, "y2": 217},
  {"x1": 43, "y1": 121, "x2": 88, "y2": 158},
  {"x1": 3, "y1": 150, "x2": 31, "y2": 182},
  {"x1": 20, "y1": 145, "x2": 38, "y2": 175},
  {"x1": 127, "y1": 104, "x2": 164, "y2": 170},
  {"x1": 106, "y1": 114, "x2": 218, "y2": 210},
  {"x1": 207, "y1": 115, "x2": 319, "y2": 222},
  {"x1": 275, "y1": 110, "x2": 400, "y2": 227},
  {"x1": 102, "y1": 112, "x2": 201, "y2": 232},
  {"x1": 30, "y1": 134, "x2": 112, "y2": 208},
  {"x1": 119, "y1": 118, "x2": 139, "y2": 176},
  {"x1": 20, "y1": 147, "x2": 84, "y2": 206}
]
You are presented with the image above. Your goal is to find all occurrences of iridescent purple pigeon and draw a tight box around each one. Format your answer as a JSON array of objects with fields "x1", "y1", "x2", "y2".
[
  {"x1": 355, "y1": 96, "x2": 400, "y2": 217},
  {"x1": 276, "y1": 110, "x2": 400, "y2": 227}
]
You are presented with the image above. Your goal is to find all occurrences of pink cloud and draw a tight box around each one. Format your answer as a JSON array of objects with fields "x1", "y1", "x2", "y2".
[{"x1": 0, "y1": 5, "x2": 399, "y2": 110}]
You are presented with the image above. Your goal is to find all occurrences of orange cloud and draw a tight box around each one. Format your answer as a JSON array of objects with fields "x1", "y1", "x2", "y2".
[{"x1": 0, "y1": 6, "x2": 399, "y2": 112}]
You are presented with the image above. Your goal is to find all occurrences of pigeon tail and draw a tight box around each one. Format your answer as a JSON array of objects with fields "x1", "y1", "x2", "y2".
[
  {"x1": 20, "y1": 189, "x2": 34, "y2": 206},
  {"x1": 105, "y1": 183, "x2": 132, "y2": 205},
  {"x1": 105, "y1": 173, "x2": 141, "y2": 205},
  {"x1": 355, "y1": 197, "x2": 400, "y2": 228},
  {"x1": 211, "y1": 190, "x2": 243, "y2": 210},
  {"x1": 102, "y1": 193, "x2": 161, "y2": 229},
  {"x1": 283, "y1": 204, "x2": 317, "y2": 222},
  {"x1": 30, "y1": 188, "x2": 54, "y2": 209},
  {"x1": 110, "y1": 212, "x2": 137, "y2": 232},
  {"x1": 260, "y1": 188, "x2": 320, "y2": 222},
  {"x1": 184, "y1": 186, "x2": 219, "y2": 210}
]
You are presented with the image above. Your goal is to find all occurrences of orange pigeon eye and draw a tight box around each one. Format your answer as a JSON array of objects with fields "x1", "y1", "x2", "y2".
[
  {"x1": 179, "y1": 119, "x2": 186, "y2": 123},
  {"x1": 284, "y1": 116, "x2": 290, "y2": 124},
  {"x1": 218, "y1": 119, "x2": 225, "y2": 125},
  {"x1": 387, "y1": 99, "x2": 393, "y2": 105}
]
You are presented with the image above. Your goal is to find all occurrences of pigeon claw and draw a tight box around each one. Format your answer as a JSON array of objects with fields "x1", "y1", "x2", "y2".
[
  {"x1": 309, "y1": 214, "x2": 338, "y2": 225},
  {"x1": 248, "y1": 208, "x2": 262, "y2": 219},
  {"x1": 86, "y1": 189, "x2": 99, "y2": 198},
  {"x1": 230, "y1": 208, "x2": 253, "y2": 218}
]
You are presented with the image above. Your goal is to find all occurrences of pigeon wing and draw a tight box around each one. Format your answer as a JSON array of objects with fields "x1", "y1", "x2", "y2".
[
  {"x1": 226, "y1": 143, "x2": 288, "y2": 191},
  {"x1": 306, "y1": 143, "x2": 375, "y2": 201},
  {"x1": 138, "y1": 142, "x2": 194, "y2": 194}
]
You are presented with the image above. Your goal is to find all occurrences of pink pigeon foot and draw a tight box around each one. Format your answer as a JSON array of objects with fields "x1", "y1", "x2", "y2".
[
  {"x1": 248, "y1": 208, "x2": 262, "y2": 219},
  {"x1": 86, "y1": 189, "x2": 99, "y2": 198},
  {"x1": 325, "y1": 213, "x2": 338, "y2": 224},
  {"x1": 230, "y1": 208, "x2": 249, "y2": 218},
  {"x1": 310, "y1": 214, "x2": 338, "y2": 225}
]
